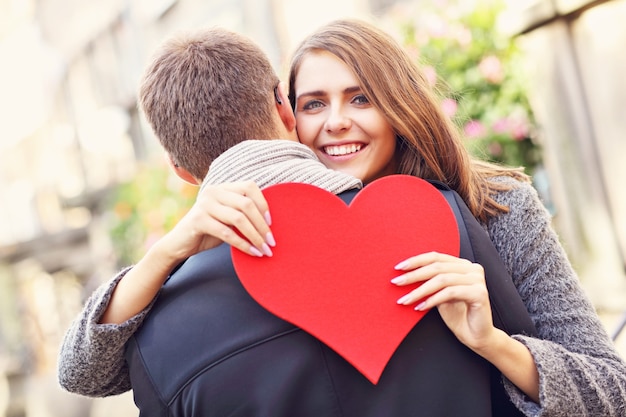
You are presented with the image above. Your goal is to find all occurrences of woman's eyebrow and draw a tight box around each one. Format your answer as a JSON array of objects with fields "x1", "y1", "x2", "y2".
[
  {"x1": 296, "y1": 90, "x2": 325, "y2": 100},
  {"x1": 297, "y1": 85, "x2": 362, "y2": 101}
]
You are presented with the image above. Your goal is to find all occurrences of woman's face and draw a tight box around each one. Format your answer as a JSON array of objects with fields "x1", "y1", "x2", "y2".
[{"x1": 293, "y1": 51, "x2": 398, "y2": 184}]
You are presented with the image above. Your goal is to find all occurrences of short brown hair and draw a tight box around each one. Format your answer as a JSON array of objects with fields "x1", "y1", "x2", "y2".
[
  {"x1": 139, "y1": 27, "x2": 280, "y2": 179},
  {"x1": 289, "y1": 19, "x2": 528, "y2": 221}
]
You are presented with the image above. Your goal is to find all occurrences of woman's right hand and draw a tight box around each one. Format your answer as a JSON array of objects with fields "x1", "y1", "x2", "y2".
[
  {"x1": 158, "y1": 181, "x2": 275, "y2": 263},
  {"x1": 102, "y1": 180, "x2": 275, "y2": 325}
]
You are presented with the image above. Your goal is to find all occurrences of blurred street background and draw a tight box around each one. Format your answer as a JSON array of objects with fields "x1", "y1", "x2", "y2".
[{"x1": 1, "y1": 0, "x2": 625, "y2": 415}]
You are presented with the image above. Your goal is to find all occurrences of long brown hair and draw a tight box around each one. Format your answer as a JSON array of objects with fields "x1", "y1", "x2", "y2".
[{"x1": 288, "y1": 19, "x2": 529, "y2": 222}]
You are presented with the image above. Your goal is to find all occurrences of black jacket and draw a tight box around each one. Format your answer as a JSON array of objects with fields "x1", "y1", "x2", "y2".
[{"x1": 126, "y1": 185, "x2": 536, "y2": 417}]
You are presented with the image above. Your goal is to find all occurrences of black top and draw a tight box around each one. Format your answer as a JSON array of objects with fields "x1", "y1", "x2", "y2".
[{"x1": 126, "y1": 187, "x2": 535, "y2": 417}]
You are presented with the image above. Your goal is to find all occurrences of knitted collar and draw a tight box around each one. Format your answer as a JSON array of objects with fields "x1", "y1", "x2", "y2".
[{"x1": 201, "y1": 139, "x2": 362, "y2": 195}]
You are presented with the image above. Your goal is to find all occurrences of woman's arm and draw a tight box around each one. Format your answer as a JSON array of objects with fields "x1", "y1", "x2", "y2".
[
  {"x1": 392, "y1": 179, "x2": 626, "y2": 413},
  {"x1": 57, "y1": 268, "x2": 142, "y2": 396},
  {"x1": 101, "y1": 181, "x2": 274, "y2": 324},
  {"x1": 488, "y1": 179, "x2": 626, "y2": 415},
  {"x1": 58, "y1": 181, "x2": 274, "y2": 396}
]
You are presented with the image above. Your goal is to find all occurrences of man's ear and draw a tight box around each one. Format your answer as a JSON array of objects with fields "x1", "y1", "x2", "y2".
[
  {"x1": 165, "y1": 153, "x2": 200, "y2": 185},
  {"x1": 275, "y1": 81, "x2": 296, "y2": 133}
]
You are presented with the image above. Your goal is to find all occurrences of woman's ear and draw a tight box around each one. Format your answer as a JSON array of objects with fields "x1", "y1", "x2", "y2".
[
  {"x1": 275, "y1": 81, "x2": 296, "y2": 132},
  {"x1": 165, "y1": 153, "x2": 199, "y2": 185}
]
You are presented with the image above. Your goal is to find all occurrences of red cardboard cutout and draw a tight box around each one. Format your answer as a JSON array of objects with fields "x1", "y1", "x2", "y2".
[{"x1": 231, "y1": 175, "x2": 459, "y2": 384}]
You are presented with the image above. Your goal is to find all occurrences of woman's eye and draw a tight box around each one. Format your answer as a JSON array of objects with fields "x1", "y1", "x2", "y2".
[
  {"x1": 352, "y1": 94, "x2": 370, "y2": 105},
  {"x1": 301, "y1": 100, "x2": 324, "y2": 111}
]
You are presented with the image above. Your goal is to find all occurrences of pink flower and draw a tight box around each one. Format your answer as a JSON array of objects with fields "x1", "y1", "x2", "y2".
[
  {"x1": 509, "y1": 119, "x2": 530, "y2": 140},
  {"x1": 492, "y1": 116, "x2": 530, "y2": 140},
  {"x1": 492, "y1": 118, "x2": 509, "y2": 134},
  {"x1": 464, "y1": 120, "x2": 486, "y2": 139},
  {"x1": 441, "y1": 98, "x2": 458, "y2": 117},
  {"x1": 478, "y1": 55, "x2": 503, "y2": 84}
]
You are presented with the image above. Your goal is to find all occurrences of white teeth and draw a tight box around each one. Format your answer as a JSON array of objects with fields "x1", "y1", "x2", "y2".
[{"x1": 324, "y1": 144, "x2": 362, "y2": 156}]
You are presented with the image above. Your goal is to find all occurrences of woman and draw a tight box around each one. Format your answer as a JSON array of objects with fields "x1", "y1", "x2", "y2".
[{"x1": 286, "y1": 19, "x2": 626, "y2": 415}]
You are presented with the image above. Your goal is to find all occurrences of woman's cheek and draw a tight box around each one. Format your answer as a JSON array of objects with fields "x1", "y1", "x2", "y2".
[{"x1": 295, "y1": 118, "x2": 315, "y2": 147}]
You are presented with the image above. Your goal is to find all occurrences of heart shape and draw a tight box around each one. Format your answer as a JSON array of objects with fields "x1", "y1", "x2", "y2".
[{"x1": 231, "y1": 175, "x2": 459, "y2": 384}]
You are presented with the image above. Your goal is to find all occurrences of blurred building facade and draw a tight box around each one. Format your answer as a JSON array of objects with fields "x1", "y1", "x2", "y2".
[
  {"x1": 502, "y1": 0, "x2": 626, "y2": 308},
  {"x1": 0, "y1": 0, "x2": 624, "y2": 416}
]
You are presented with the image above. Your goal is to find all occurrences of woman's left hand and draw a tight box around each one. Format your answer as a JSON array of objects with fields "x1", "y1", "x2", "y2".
[
  {"x1": 392, "y1": 252, "x2": 540, "y2": 402},
  {"x1": 391, "y1": 251, "x2": 497, "y2": 352}
]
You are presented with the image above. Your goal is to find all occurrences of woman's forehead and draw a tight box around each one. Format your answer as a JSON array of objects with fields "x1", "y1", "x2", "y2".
[{"x1": 294, "y1": 51, "x2": 359, "y2": 93}]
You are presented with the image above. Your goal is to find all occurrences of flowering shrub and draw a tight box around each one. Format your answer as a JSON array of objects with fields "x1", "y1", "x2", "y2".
[
  {"x1": 106, "y1": 162, "x2": 198, "y2": 265},
  {"x1": 385, "y1": 0, "x2": 542, "y2": 173}
]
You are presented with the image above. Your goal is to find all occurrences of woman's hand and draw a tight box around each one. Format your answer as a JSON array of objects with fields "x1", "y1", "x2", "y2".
[
  {"x1": 392, "y1": 251, "x2": 540, "y2": 402},
  {"x1": 159, "y1": 181, "x2": 276, "y2": 262},
  {"x1": 100, "y1": 181, "x2": 275, "y2": 325},
  {"x1": 391, "y1": 252, "x2": 497, "y2": 352}
]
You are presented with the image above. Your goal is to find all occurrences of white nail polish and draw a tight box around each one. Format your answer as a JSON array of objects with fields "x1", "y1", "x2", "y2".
[
  {"x1": 397, "y1": 295, "x2": 410, "y2": 305},
  {"x1": 266, "y1": 232, "x2": 276, "y2": 247},
  {"x1": 394, "y1": 260, "x2": 409, "y2": 270}
]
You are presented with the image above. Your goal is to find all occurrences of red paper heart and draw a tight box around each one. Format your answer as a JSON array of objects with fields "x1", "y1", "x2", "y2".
[{"x1": 231, "y1": 175, "x2": 459, "y2": 384}]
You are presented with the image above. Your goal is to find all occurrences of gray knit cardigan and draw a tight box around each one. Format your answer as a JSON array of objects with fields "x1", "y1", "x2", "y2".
[{"x1": 57, "y1": 140, "x2": 626, "y2": 416}]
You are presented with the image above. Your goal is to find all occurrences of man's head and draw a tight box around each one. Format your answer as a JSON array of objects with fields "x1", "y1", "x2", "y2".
[{"x1": 139, "y1": 27, "x2": 295, "y2": 182}]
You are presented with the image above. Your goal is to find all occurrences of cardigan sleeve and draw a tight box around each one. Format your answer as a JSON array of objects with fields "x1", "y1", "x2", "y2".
[
  {"x1": 57, "y1": 266, "x2": 154, "y2": 397},
  {"x1": 487, "y1": 179, "x2": 626, "y2": 416}
]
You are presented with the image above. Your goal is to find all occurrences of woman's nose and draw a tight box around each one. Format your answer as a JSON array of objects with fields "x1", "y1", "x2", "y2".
[{"x1": 324, "y1": 108, "x2": 352, "y2": 133}]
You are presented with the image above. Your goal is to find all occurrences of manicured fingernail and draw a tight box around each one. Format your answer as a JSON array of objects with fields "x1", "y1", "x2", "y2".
[
  {"x1": 261, "y1": 243, "x2": 273, "y2": 257},
  {"x1": 390, "y1": 276, "x2": 405, "y2": 284},
  {"x1": 250, "y1": 246, "x2": 263, "y2": 257},
  {"x1": 394, "y1": 260, "x2": 409, "y2": 270},
  {"x1": 397, "y1": 294, "x2": 411, "y2": 305},
  {"x1": 414, "y1": 302, "x2": 426, "y2": 311},
  {"x1": 264, "y1": 211, "x2": 272, "y2": 226},
  {"x1": 266, "y1": 231, "x2": 276, "y2": 247}
]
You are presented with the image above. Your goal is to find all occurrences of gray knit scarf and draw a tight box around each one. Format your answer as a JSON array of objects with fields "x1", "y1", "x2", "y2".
[{"x1": 201, "y1": 139, "x2": 362, "y2": 194}]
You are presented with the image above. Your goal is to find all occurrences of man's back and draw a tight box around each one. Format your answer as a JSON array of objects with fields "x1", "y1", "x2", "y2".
[{"x1": 125, "y1": 188, "x2": 503, "y2": 416}]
